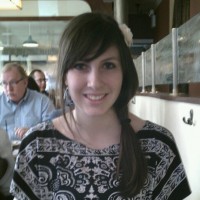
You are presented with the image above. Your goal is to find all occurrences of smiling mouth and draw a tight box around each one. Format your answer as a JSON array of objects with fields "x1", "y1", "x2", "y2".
[{"x1": 85, "y1": 94, "x2": 106, "y2": 101}]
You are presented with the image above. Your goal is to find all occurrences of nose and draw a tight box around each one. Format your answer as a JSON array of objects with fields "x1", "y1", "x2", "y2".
[{"x1": 87, "y1": 68, "x2": 103, "y2": 89}]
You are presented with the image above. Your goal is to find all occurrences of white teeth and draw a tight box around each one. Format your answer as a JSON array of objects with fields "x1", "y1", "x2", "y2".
[{"x1": 87, "y1": 95, "x2": 104, "y2": 100}]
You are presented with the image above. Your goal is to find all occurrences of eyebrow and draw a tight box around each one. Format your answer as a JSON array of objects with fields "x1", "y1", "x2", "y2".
[{"x1": 101, "y1": 56, "x2": 120, "y2": 61}]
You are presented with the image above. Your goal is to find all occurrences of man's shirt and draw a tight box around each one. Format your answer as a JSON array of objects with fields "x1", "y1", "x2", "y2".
[{"x1": 0, "y1": 89, "x2": 55, "y2": 141}]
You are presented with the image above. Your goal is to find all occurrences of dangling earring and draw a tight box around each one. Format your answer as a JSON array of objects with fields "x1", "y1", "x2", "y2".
[
  {"x1": 64, "y1": 87, "x2": 74, "y2": 107},
  {"x1": 63, "y1": 88, "x2": 68, "y2": 101}
]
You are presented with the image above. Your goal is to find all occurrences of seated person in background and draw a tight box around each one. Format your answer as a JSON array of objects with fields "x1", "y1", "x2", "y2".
[
  {"x1": 27, "y1": 76, "x2": 40, "y2": 92},
  {"x1": 29, "y1": 69, "x2": 49, "y2": 96},
  {"x1": 0, "y1": 62, "x2": 55, "y2": 141},
  {"x1": 0, "y1": 128, "x2": 15, "y2": 199},
  {"x1": 29, "y1": 69, "x2": 56, "y2": 105}
]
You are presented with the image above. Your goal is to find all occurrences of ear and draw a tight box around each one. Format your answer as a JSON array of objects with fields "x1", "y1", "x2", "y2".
[{"x1": 24, "y1": 77, "x2": 28, "y2": 87}]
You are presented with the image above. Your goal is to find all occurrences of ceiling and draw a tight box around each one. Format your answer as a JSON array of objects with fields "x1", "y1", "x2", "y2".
[{"x1": 0, "y1": 0, "x2": 162, "y2": 59}]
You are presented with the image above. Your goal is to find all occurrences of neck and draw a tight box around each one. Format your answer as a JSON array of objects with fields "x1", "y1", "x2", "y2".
[{"x1": 71, "y1": 109, "x2": 121, "y2": 149}]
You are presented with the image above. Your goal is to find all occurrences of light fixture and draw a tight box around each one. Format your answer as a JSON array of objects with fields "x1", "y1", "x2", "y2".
[
  {"x1": 23, "y1": 24, "x2": 39, "y2": 48},
  {"x1": 0, "y1": 0, "x2": 22, "y2": 10},
  {"x1": 23, "y1": 35, "x2": 39, "y2": 47}
]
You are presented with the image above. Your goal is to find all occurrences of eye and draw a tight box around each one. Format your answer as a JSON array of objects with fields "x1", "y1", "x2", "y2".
[
  {"x1": 73, "y1": 63, "x2": 88, "y2": 71},
  {"x1": 103, "y1": 62, "x2": 116, "y2": 70}
]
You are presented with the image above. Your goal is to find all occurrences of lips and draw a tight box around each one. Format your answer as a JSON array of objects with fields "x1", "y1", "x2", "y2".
[{"x1": 85, "y1": 94, "x2": 106, "y2": 101}]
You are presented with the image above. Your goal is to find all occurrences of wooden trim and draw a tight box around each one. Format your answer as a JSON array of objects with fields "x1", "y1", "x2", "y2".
[
  {"x1": 189, "y1": 82, "x2": 200, "y2": 97},
  {"x1": 136, "y1": 82, "x2": 200, "y2": 104},
  {"x1": 0, "y1": 16, "x2": 73, "y2": 21},
  {"x1": 136, "y1": 92, "x2": 200, "y2": 105}
]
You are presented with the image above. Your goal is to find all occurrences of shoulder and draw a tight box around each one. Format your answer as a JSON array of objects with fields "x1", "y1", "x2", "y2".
[
  {"x1": 19, "y1": 120, "x2": 69, "y2": 156},
  {"x1": 129, "y1": 113, "x2": 175, "y2": 145},
  {"x1": 138, "y1": 120, "x2": 175, "y2": 141},
  {"x1": 136, "y1": 120, "x2": 179, "y2": 158},
  {"x1": 24, "y1": 120, "x2": 54, "y2": 138}
]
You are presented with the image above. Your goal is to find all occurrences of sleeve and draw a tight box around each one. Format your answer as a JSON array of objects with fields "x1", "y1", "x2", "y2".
[
  {"x1": 10, "y1": 132, "x2": 40, "y2": 200},
  {"x1": 150, "y1": 128, "x2": 191, "y2": 200}
]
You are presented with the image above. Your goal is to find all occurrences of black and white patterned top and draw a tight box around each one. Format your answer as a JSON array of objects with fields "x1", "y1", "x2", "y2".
[{"x1": 10, "y1": 121, "x2": 191, "y2": 200}]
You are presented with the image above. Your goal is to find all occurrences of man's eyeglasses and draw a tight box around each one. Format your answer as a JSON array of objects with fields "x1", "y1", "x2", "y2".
[
  {"x1": 35, "y1": 78, "x2": 48, "y2": 83},
  {"x1": 0, "y1": 78, "x2": 24, "y2": 87}
]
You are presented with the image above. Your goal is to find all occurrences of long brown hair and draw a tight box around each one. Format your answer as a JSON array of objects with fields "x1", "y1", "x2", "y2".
[{"x1": 56, "y1": 12, "x2": 147, "y2": 197}]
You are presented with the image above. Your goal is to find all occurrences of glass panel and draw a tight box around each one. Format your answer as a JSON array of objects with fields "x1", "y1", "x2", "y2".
[
  {"x1": 132, "y1": 12, "x2": 200, "y2": 95},
  {"x1": 155, "y1": 33, "x2": 173, "y2": 85},
  {"x1": 178, "y1": 13, "x2": 200, "y2": 83},
  {"x1": 145, "y1": 48, "x2": 152, "y2": 86},
  {"x1": 133, "y1": 56, "x2": 142, "y2": 87}
]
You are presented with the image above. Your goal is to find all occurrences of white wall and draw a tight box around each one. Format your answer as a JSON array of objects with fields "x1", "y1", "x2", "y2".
[{"x1": 129, "y1": 96, "x2": 200, "y2": 200}]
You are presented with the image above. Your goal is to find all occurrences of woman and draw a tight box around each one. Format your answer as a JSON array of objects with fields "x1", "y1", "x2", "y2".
[{"x1": 10, "y1": 13, "x2": 191, "y2": 199}]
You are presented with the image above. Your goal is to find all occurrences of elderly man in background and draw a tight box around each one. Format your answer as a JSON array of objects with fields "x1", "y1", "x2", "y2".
[{"x1": 0, "y1": 62, "x2": 55, "y2": 141}]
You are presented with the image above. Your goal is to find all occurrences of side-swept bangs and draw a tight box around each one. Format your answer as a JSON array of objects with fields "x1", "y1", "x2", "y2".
[{"x1": 57, "y1": 12, "x2": 138, "y2": 110}]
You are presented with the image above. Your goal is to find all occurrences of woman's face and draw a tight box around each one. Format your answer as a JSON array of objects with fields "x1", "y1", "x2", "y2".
[{"x1": 65, "y1": 45, "x2": 123, "y2": 117}]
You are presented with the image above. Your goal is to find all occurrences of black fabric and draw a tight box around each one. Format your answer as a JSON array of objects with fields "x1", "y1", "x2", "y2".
[
  {"x1": 0, "y1": 157, "x2": 8, "y2": 179},
  {"x1": 10, "y1": 121, "x2": 191, "y2": 200}
]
